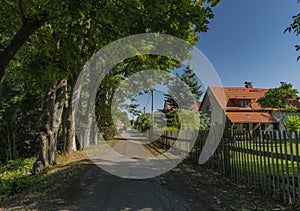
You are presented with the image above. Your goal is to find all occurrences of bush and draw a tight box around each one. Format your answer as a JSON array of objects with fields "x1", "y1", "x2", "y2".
[
  {"x1": 135, "y1": 113, "x2": 151, "y2": 132},
  {"x1": 100, "y1": 123, "x2": 116, "y2": 140}
]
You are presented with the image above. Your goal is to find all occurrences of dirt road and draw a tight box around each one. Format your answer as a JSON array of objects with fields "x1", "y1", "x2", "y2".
[
  {"x1": 67, "y1": 132, "x2": 220, "y2": 210},
  {"x1": 68, "y1": 165, "x2": 196, "y2": 210},
  {"x1": 2, "y1": 131, "x2": 288, "y2": 210}
]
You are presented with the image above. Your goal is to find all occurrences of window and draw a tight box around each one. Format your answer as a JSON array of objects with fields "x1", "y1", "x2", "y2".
[{"x1": 238, "y1": 99, "x2": 251, "y2": 108}]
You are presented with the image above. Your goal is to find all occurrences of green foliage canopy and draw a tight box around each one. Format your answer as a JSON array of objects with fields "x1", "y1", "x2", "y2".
[
  {"x1": 284, "y1": 116, "x2": 300, "y2": 132},
  {"x1": 284, "y1": 0, "x2": 300, "y2": 61},
  {"x1": 258, "y1": 83, "x2": 298, "y2": 111}
]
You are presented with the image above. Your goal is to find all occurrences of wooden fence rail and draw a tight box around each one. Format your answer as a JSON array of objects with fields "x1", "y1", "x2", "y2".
[{"x1": 155, "y1": 130, "x2": 300, "y2": 203}]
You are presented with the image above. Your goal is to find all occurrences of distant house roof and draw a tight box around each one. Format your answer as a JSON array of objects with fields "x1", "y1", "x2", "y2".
[
  {"x1": 194, "y1": 102, "x2": 201, "y2": 111},
  {"x1": 164, "y1": 100, "x2": 176, "y2": 113},
  {"x1": 200, "y1": 84, "x2": 281, "y2": 124},
  {"x1": 226, "y1": 112, "x2": 277, "y2": 123},
  {"x1": 208, "y1": 86, "x2": 271, "y2": 111},
  {"x1": 163, "y1": 100, "x2": 201, "y2": 113}
]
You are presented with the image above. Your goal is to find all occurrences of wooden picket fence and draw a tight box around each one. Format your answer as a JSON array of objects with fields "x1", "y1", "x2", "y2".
[{"x1": 156, "y1": 130, "x2": 300, "y2": 203}]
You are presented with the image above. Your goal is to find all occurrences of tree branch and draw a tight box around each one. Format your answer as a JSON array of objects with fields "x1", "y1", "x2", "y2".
[
  {"x1": 0, "y1": 13, "x2": 51, "y2": 83},
  {"x1": 18, "y1": 0, "x2": 26, "y2": 22},
  {"x1": 3, "y1": 0, "x2": 21, "y2": 15}
]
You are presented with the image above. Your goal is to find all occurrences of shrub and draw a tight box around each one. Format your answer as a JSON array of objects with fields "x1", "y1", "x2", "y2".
[{"x1": 100, "y1": 123, "x2": 116, "y2": 140}]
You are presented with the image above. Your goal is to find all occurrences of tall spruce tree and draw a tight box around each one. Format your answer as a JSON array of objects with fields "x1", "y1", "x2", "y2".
[
  {"x1": 165, "y1": 65, "x2": 203, "y2": 111},
  {"x1": 180, "y1": 66, "x2": 203, "y2": 102},
  {"x1": 162, "y1": 66, "x2": 209, "y2": 129}
]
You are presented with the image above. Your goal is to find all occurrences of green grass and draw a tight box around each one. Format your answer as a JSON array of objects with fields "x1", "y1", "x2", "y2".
[
  {"x1": 0, "y1": 151, "x2": 90, "y2": 203},
  {"x1": 1, "y1": 151, "x2": 91, "y2": 209},
  {"x1": 229, "y1": 140, "x2": 300, "y2": 177},
  {"x1": 162, "y1": 126, "x2": 179, "y2": 131},
  {"x1": 236, "y1": 140, "x2": 300, "y2": 156},
  {"x1": 230, "y1": 152, "x2": 300, "y2": 176},
  {"x1": 0, "y1": 158, "x2": 44, "y2": 202}
]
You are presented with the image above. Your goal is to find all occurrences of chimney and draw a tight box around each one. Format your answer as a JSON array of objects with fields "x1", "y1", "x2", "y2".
[
  {"x1": 244, "y1": 81, "x2": 253, "y2": 88},
  {"x1": 280, "y1": 81, "x2": 286, "y2": 87}
]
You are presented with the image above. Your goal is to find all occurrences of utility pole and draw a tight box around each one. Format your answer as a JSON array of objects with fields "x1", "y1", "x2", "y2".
[{"x1": 151, "y1": 89, "x2": 154, "y2": 130}]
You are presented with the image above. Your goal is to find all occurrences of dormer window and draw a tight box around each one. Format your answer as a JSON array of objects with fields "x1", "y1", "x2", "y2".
[{"x1": 238, "y1": 99, "x2": 251, "y2": 108}]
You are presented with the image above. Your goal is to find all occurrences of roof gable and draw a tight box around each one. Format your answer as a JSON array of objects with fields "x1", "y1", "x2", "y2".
[{"x1": 208, "y1": 86, "x2": 270, "y2": 111}]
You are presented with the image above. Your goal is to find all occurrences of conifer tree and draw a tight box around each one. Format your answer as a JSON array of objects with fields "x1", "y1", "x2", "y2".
[{"x1": 162, "y1": 66, "x2": 210, "y2": 129}]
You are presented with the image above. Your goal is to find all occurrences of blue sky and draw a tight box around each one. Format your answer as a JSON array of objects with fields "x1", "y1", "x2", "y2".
[
  {"x1": 198, "y1": 0, "x2": 300, "y2": 91},
  {"x1": 127, "y1": 1, "x2": 300, "y2": 119}
]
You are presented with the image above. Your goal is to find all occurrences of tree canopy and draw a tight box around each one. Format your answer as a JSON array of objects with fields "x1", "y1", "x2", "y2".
[
  {"x1": 257, "y1": 83, "x2": 298, "y2": 111},
  {"x1": 258, "y1": 83, "x2": 299, "y2": 132},
  {"x1": 285, "y1": 0, "x2": 300, "y2": 61},
  {"x1": 161, "y1": 66, "x2": 210, "y2": 130},
  {"x1": 0, "y1": 0, "x2": 220, "y2": 82},
  {"x1": 284, "y1": 116, "x2": 300, "y2": 132},
  {"x1": 0, "y1": 0, "x2": 221, "y2": 167}
]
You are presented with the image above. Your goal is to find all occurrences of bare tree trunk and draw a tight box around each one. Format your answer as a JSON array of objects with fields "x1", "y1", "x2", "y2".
[
  {"x1": 6, "y1": 123, "x2": 12, "y2": 161},
  {"x1": 62, "y1": 89, "x2": 76, "y2": 154},
  {"x1": 63, "y1": 65, "x2": 86, "y2": 152},
  {"x1": 49, "y1": 79, "x2": 67, "y2": 165},
  {"x1": 37, "y1": 86, "x2": 55, "y2": 169},
  {"x1": 91, "y1": 120, "x2": 99, "y2": 144},
  {"x1": 32, "y1": 79, "x2": 67, "y2": 173},
  {"x1": 82, "y1": 69, "x2": 98, "y2": 148},
  {"x1": 83, "y1": 112, "x2": 92, "y2": 149}
]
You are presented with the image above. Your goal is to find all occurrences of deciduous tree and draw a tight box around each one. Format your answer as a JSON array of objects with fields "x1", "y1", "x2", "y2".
[
  {"x1": 284, "y1": 0, "x2": 300, "y2": 61},
  {"x1": 258, "y1": 83, "x2": 299, "y2": 131},
  {"x1": 284, "y1": 116, "x2": 300, "y2": 132}
]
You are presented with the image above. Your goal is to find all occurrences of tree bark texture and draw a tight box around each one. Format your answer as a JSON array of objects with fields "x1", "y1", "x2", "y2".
[
  {"x1": 62, "y1": 87, "x2": 76, "y2": 154},
  {"x1": 33, "y1": 79, "x2": 67, "y2": 173}
]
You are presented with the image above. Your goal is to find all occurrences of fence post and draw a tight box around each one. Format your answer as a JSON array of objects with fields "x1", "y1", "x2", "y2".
[{"x1": 223, "y1": 131, "x2": 231, "y2": 177}]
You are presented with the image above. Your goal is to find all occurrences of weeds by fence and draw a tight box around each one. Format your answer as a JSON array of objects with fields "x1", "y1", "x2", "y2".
[{"x1": 156, "y1": 130, "x2": 300, "y2": 203}]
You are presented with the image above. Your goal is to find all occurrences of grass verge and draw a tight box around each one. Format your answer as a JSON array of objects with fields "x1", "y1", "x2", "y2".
[{"x1": 1, "y1": 151, "x2": 90, "y2": 210}]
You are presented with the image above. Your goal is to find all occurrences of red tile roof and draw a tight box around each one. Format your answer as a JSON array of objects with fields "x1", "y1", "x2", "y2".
[
  {"x1": 209, "y1": 86, "x2": 271, "y2": 111},
  {"x1": 164, "y1": 100, "x2": 202, "y2": 112},
  {"x1": 194, "y1": 102, "x2": 201, "y2": 111},
  {"x1": 164, "y1": 100, "x2": 176, "y2": 113},
  {"x1": 202, "y1": 86, "x2": 299, "y2": 124},
  {"x1": 226, "y1": 112, "x2": 278, "y2": 123}
]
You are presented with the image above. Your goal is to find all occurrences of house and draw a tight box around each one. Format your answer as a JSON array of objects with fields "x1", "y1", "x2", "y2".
[
  {"x1": 163, "y1": 100, "x2": 176, "y2": 113},
  {"x1": 199, "y1": 82, "x2": 280, "y2": 132},
  {"x1": 162, "y1": 100, "x2": 202, "y2": 113}
]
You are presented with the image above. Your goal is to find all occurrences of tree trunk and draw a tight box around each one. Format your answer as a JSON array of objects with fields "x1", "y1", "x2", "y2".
[
  {"x1": 62, "y1": 88, "x2": 76, "y2": 154},
  {"x1": 91, "y1": 120, "x2": 99, "y2": 144},
  {"x1": 63, "y1": 65, "x2": 85, "y2": 152},
  {"x1": 37, "y1": 86, "x2": 55, "y2": 168},
  {"x1": 49, "y1": 79, "x2": 67, "y2": 165},
  {"x1": 33, "y1": 79, "x2": 67, "y2": 173},
  {"x1": 6, "y1": 122, "x2": 12, "y2": 161},
  {"x1": 82, "y1": 70, "x2": 98, "y2": 148}
]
